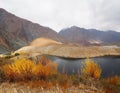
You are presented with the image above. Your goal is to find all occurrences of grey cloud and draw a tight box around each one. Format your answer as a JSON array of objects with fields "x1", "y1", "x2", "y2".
[
  {"x1": 0, "y1": 0, "x2": 120, "y2": 32},
  {"x1": 87, "y1": 0, "x2": 120, "y2": 31}
]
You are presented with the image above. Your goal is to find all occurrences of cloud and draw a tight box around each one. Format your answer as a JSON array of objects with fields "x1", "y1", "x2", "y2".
[
  {"x1": 0, "y1": 0, "x2": 120, "y2": 32},
  {"x1": 87, "y1": 0, "x2": 120, "y2": 31}
]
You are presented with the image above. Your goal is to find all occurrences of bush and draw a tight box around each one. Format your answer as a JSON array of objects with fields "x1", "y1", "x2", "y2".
[
  {"x1": 3, "y1": 58, "x2": 35, "y2": 81},
  {"x1": 0, "y1": 68, "x2": 6, "y2": 82},
  {"x1": 82, "y1": 58, "x2": 102, "y2": 79},
  {"x1": 0, "y1": 58, "x2": 12, "y2": 66},
  {"x1": 3, "y1": 64, "x2": 18, "y2": 82},
  {"x1": 103, "y1": 76, "x2": 120, "y2": 85},
  {"x1": 33, "y1": 56, "x2": 58, "y2": 80},
  {"x1": 4, "y1": 55, "x2": 12, "y2": 59},
  {"x1": 102, "y1": 76, "x2": 120, "y2": 93},
  {"x1": 0, "y1": 58, "x2": 12, "y2": 82},
  {"x1": 2, "y1": 57, "x2": 58, "y2": 82},
  {"x1": 14, "y1": 53, "x2": 20, "y2": 56}
]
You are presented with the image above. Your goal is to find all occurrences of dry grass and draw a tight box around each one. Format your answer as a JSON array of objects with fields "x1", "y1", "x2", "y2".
[
  {"x1": 0, "y1": 82, "x2": 105, "y2": 93},
  {"x1": 102, "y1": 76, "x2": 120, "y2": 93}
]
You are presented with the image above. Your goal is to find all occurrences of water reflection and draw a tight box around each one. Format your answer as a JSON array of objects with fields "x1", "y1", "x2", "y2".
[{"x1": 48, "y1": 56, "x2": 120, "y2": 77}]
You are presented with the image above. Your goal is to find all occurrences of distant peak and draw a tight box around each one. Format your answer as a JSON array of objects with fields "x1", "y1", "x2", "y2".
[
  {"x1": 0, "y1": 8, "x2": 7, "y2": 13},
  {"x1": 71, "y1": 26, "x2": 78, "y2": 28},
  {"x1": 70, "y1": 26, "x2": 87, "y2": 31}
]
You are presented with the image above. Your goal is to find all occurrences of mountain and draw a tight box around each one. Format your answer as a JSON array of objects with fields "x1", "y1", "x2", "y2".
[
  {"x1": 0, "y1": 8, "x2": 120, "y2": 54},
  {"x1": 59, "y1": 26, "x2": 120, "y2": 46},
  {"x1": 0, "y1": 8, "x2": 63, "y2": 53}
]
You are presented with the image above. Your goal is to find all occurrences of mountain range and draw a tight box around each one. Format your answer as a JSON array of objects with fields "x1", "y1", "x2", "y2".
[
  {"x1": 0, "y1": 8, "x2": 120, "y2": 54},
  {"x1": 59, "y1": 26, "x2": 120, "y2": 45}
]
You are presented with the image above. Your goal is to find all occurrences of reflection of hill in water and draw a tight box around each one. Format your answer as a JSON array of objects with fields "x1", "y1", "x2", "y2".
[{"x1": 48, "y1": 56, "x2": 120, "y2": 77}]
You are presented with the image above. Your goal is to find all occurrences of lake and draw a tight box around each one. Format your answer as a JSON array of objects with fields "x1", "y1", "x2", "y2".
[{"x1": 48, "y1": 56, "x2": 120, "y2": 77}]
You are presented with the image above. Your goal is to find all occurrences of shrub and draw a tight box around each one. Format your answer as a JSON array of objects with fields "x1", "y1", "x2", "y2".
[
  {"x1": 3, "y1": 58, "x2": 35, "y2": 81},
  {"x1": 0, "y1": 68, "x2": 6, "y2": 82},
  {"x1": 14, "y1": 53, "x2": 20, "y2": 56},
  {"x1": 102, "y1": 76, "x2": 120, "y2": 93},
  {"x1": 82, "y1": 58, "x2": 102, "y2": 79},
  {"x1": 2, "y1": 57, "x2": 58, "y2": 82},
  {"x1": 33, "y1": 56, "x2": 58, "y2": 80},
  {"x1": 0, "y1": 58, "x2": 12, "y2": 66},
  {"x1": 103, "y1": 76, "x2": 120, "y2": 85},
  {"x1": 4, "y1": 55, "x2": 12, "y2": 59},
  {"x1": 0, "y1": 58, "x2": 13, "y2": 82}
]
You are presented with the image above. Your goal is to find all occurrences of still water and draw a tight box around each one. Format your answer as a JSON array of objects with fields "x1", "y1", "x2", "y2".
[{"x1": 48, "y1": 56, "x2": 120, "y2": 77}]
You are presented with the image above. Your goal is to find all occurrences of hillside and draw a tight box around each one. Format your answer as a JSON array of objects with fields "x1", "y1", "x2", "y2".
[
  {"x1": 59, "y1": 26, "x2": 120, "y2": 46},
  {"x1": 0, "y1": 8, "x2": 63, "y2": 53},
  {"x1": 15, "y1": 38, "x2": 62, "y2": 54},
  {"x1": 14, "y1": 38, "x2": 120, "y2": 58}
]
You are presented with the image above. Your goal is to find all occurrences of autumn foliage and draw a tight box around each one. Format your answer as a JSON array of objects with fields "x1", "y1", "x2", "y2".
[
  {"x1": 3, "y1": 58, "x2": 35, "y2": 81},
  {"x1": 33, "y1": 56, "x2": 58, "y2": 80},
  {"x1": 2, "y1": 57, "x2": 58, "y2": 81},
  {"x1": 82, "y1": 58, "x2": 102, "y2": 79}
]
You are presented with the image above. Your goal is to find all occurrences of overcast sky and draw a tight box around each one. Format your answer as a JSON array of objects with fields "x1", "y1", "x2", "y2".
[{"x1": 0, "y1": 0, "x2": 120, "y2": 32}]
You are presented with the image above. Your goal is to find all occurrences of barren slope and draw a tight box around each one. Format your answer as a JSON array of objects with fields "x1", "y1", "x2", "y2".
[{"x1": 0, "y1": 8, "x2": 63, "y2": 53}]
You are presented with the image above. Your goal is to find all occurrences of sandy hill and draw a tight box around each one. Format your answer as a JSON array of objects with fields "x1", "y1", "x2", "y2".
[
  {"x1": 15, "y1": 38, "x2": 62, "y2": 54},
  {"x1": 30, "y1": 37, "x2": 62, "y2": 47}
]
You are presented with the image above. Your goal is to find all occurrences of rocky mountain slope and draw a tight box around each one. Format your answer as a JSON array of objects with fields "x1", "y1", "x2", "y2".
[
  {"x1": 59, "y1": 26, "x2": 120, "y2": 45},
  {"x1": 0, "y1": 8, "x2": 63, "y2": 53}
]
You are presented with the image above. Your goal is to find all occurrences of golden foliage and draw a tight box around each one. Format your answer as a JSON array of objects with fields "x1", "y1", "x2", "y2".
[
  {"x1": 3, "y1": 64, "x2": 18, "y2": 81},
  {"x1": 82, "y1": 58, "x2": 101, "y2": 79},
  {"x1": 3, "y1": 58, "x2": 35, "y2": 81},
  {"x1": 2, "y1": 57, "x2": 58, "y2": 81},
  {"x1": 33, "y1": 56, "x2": 58, "y2": 80}
]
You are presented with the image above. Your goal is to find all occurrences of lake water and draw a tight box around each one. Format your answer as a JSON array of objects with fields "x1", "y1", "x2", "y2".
[{"x1": 48, "y1": 56, "x2": 120, "y2": 77}]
